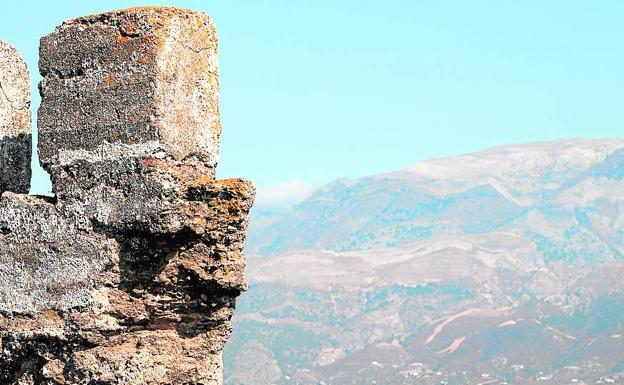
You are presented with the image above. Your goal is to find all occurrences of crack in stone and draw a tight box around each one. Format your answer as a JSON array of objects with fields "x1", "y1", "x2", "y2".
[{"x1": 0, "y1": 80, "x2": 26, "y2": 112}]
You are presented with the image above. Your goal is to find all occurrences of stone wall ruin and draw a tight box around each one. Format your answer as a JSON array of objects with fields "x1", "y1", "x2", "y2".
[{"x1": 0, "y1": 7, "x2": 254, "y2": 385}]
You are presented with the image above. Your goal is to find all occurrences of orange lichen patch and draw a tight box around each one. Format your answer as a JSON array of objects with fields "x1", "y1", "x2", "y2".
[
  {"x1": 138, "y1": 54, "x2": 149, "y2": 65},
  {"x1": 112, "y1": 47, "x2": 121, "y2": 57},
  {"x1": 115, "y1": 31, "x2": 129, "y2": 46},
  {"x1": 217, "y1": 178, "x2": 255, "y2": 193},
  {"x1": 106, "y1": 73, "x2": 115, "y2": 87},
  {"x1": 189, "y1": 175, "x2": 213, "y2": 188}
]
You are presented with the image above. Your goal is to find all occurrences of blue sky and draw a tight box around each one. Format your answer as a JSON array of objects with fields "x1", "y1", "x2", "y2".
[{"x1": 1, "y1": 1, "x2": 623, "y2": 198}]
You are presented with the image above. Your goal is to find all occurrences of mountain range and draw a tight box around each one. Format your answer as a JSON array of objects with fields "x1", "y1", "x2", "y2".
[{"x1": 225, "y1": 138, "x2": 624, "y2": 385}]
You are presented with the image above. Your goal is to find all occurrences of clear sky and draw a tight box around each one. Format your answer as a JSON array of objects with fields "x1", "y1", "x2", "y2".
[{"x1": 1, "y1": 1, "x2": 623, "y2": 199}]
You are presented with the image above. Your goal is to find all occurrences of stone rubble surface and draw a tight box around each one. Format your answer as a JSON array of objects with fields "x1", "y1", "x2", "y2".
[{"x1": 0, "y1": 7, "x2": 254, "y2": 385}]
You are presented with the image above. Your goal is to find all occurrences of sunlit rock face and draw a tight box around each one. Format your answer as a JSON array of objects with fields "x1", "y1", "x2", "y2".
[{"x1": 0, "y1": 7, "x2": 254, "y2": 385}]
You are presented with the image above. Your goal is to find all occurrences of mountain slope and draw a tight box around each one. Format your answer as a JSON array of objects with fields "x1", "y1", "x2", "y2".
[{"x1": 227, "y1": 138, "x2": 624, "y2": 385}]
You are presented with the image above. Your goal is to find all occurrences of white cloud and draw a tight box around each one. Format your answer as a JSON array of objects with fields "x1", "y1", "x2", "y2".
[{"x1": 255, "y1": 179, "x2": 315, "y2": 208}]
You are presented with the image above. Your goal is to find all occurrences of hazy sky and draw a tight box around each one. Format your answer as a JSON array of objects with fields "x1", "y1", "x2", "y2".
[{"x1": 1, "y1": 1, "x2": 623, "y2": 199}]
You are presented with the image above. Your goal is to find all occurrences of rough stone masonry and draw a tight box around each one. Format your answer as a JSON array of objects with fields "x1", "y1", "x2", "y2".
[{"x1": 0, "y1": 7, "x2": 254, "y2": 385}]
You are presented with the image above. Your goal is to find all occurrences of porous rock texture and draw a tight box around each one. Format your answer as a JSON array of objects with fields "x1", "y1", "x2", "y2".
[
  {"x1": 0, "y1": 7, "x2": 254, "y2": 385},
  {"x1": 0, "y1": 40, "x2": 31, "y2": 193},
  {"x1": 38, "y1": 6, "x2": 221, "y2": 166}
]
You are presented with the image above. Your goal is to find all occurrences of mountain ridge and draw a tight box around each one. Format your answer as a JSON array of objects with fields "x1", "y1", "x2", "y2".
[{"x1": 247, "y1": 138, "x2": 624, "y2": 255}]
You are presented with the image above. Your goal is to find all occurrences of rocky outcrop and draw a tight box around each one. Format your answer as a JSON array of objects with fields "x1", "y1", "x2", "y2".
[{"x1": 0, "y1": 7, "x2": 254, "y2": 385}]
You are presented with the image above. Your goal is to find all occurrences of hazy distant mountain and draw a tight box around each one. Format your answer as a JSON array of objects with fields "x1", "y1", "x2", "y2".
[
  {"x1": 225, "y1": 139, "x2": 624, "y2": 385},
  {"x1": 247, "y1": 139, "x2": 624, "y2": 255}
]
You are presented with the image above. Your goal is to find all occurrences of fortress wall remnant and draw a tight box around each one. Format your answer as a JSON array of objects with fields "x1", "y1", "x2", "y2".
[{"x1": 0, "y1": 7, "x2": 254, "y2": 385}]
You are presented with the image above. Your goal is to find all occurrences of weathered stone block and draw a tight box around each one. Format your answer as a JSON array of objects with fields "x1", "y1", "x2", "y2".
[
  {"x1": 0, "y1": 193, "x2": 118, "y2": 314},
  {"x1": 0, "y1": 41, "x2": 31, "y2": 193},
  {"x1": 50, "y1": 154, "x2": 217, "y2": 232},
  {"x1": 38, "y1": 7, "x2": 221, "y2": 168}
]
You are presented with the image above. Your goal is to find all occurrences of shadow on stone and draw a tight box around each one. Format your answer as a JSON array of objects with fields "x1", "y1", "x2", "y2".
[
  {"x1": 107, "y1": 227, "x2": 240, "y2": 338},
  {"x1": 0, "y1": 133, "x2": 31, "y2": 193}
]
